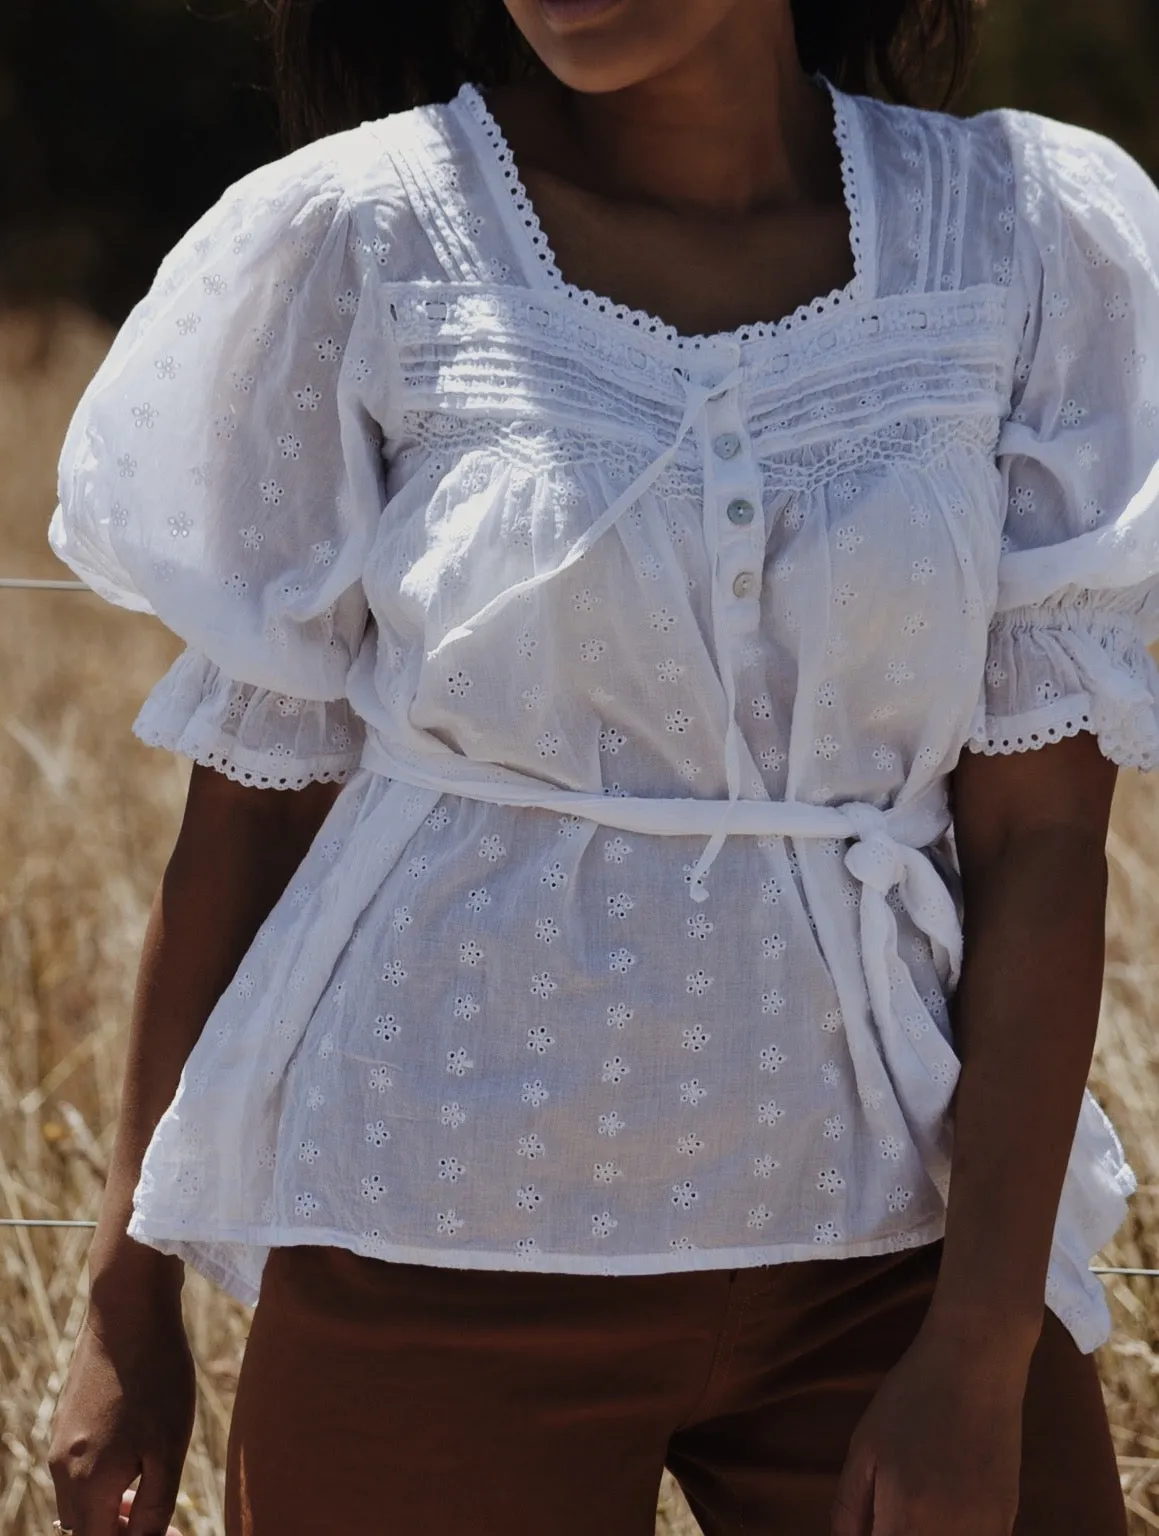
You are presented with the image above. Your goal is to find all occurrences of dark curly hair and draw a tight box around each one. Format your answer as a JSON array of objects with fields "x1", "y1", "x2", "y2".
[{"x1": 268, "y1": 0, "x2": 978, "y2": 150}]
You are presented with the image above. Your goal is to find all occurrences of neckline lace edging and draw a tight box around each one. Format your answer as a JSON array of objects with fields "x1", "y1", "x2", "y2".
[{"x1": 454, "y1": 75, "x2": 869, "y2": 353}]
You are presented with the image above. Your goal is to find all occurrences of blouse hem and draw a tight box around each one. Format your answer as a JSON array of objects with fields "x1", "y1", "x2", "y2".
[
  {"x1": 124, "y1": 1213, "x2": 1116, "y2": 1352},
  {"x1": 126, "y1": 1212, "x2": 949, "y2": 1308}
]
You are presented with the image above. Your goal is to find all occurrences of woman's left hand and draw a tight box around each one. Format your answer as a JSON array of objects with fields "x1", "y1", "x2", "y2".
[{"x1": 829, "y1": 1322, "x2": 1031, "y2": 1536}]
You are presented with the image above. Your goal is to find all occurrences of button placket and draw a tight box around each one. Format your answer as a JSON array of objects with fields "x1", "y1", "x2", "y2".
[
  {"x1": 694, "y1": 370, "x2": 768, "y2": 871},
  {"x1": 703, "y1": 389, "x2": 763, "y2": 630}
]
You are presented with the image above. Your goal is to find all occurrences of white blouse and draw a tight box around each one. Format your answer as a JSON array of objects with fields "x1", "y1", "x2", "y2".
[{"x1": 50, "y1": 78, "x2": 1159, "y2": 1352}]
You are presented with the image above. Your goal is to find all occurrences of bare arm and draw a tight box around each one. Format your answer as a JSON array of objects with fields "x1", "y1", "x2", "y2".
[
  {"x1": 50, "y1": 764, "x2": 341, "y2": 1536},
  {"x1": 832, "y1": 731, "x2": 1118, "y2": 1536},
  {"x1": 90, "y1": 764, "x2": 342, "y2": 1315},
  {"x1": 929, "y1": 731, "x2": 1117, "y2": 1346}
]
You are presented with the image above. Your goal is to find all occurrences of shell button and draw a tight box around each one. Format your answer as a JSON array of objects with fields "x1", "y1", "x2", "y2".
[
  {"x1": 726, "y1": 497, "x2": 756, "y2": 526},
  {"x1": 713, "y1": 432, "x2": 742, "y2": 460},
  {"x1": 731, "y1": 570, "x2": 758, "y2": 599}
]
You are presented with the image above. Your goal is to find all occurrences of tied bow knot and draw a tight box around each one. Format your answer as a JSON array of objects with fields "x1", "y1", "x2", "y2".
[
  {"x1": 840, "y1": 802, "x2": 903, "y2": 896},
  {"x1": 840, "y1": 797, "x2": 964, "y2": 1000}
]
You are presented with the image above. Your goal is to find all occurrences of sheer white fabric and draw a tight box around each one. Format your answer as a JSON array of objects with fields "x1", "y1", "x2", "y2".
[
  {"x1": 134, "y1": 649, "x2": 364, "y2": 789},
  {"x1": 50, "y1": 79, "x2": 1159, "y2": 1351}
]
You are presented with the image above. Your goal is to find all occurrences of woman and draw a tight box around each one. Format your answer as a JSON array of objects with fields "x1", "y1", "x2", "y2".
[{"x1": 46, "y1": 1, "x2": 1156, "y2": 1532}]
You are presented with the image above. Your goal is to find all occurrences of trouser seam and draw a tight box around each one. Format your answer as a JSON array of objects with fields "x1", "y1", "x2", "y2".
[
  {"x1": 669, "y1": 1280, "x2": 766, "y2": 1536},
  {"x1": 670, "y1": 1272, "x2": 753, "y2": 1436}
]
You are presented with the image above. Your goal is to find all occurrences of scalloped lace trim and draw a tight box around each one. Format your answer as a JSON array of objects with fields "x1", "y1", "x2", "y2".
[
  {"x1": 968, "y1": 609, "x2": 1159, "y2": 770},
  {"x1": 969, "y1": 685, "x2": 1159, "y2": 771},
  {"x1": 457, "y1": 76, "x2": 866, "y2": 350},
  {"x1": 132, "y1": 675, "x2": 360, "y2": 792},
  {"x1": 133, "y1": 712, "x2": 357, "y2": 790},
  {"x1": 967, "y1": 699, "x2": 1095, "y2": 757},
  {"x1": 397, "y1": 408, "x2": 991, "y2": 502}
]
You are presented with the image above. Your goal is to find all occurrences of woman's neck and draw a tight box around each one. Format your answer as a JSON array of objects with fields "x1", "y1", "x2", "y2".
[{"x1": 490, "y1": 11, "x2": 841, "y2": 219}]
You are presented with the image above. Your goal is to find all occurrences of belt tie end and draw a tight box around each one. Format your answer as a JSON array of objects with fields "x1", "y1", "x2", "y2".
[{"x1": 685, "y1": 798, "x2": 741, "y2": 903}]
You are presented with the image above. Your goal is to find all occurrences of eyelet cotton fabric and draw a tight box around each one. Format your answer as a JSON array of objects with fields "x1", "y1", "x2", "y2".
[{"x1": 50, "y1": 78, "x2": 1159, "y2": 1351}]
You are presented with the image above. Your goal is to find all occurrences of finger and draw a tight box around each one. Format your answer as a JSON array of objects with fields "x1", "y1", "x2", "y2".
[
  {"x1": 120, "y1": 1486, "x2": 182, "y2": 1536},
  {"x1": 122, "y1": 1462, "x2": 182, "y2": 1536},
  {"x1": 47, "y1": 1459, "x2": 78, "y2": 1536},
  {"x1": 830, "y1": 1448, "x2": 875, "y2": 1536},
  {"x1": 64, "y1": 1478, "x2": 129, "y2": 1536}
]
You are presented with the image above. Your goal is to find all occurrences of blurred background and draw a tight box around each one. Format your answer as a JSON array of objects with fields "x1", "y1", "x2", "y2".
[{"x1": 1, "y1": 2, "x2": 1158, "y2": 1531}]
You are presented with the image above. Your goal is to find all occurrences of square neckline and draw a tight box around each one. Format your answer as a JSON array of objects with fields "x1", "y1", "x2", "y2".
[{"x1": 451, "y1": 75, "x2": 875, "y2": 354}]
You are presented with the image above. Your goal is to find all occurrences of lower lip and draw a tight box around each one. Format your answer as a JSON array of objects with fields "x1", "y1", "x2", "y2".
[{"x1": 537, "y1": 0, "x2": 624, "y2": 28}]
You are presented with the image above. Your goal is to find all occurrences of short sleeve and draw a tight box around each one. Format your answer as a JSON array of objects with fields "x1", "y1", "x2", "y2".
[
  {"x1": 970, "y1": 116, "x2": 1159, "y2": 768},
  {"x1": 130, "y1": 648, "x2": 365, "y2": 789},
  {"x1": 49, "y1": 136, "x2": 392, "y2": 783}
]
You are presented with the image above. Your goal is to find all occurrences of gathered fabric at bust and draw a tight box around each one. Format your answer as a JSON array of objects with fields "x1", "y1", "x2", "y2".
[{"x1": 50, "y1": 78, "x2": 1159, "y2": 1351}]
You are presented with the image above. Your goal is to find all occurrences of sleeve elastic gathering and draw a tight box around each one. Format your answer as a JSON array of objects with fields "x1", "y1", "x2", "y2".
[
  {"x1": 971, "y1": 116, "x2": 1159, "y2": 768},
  {"x1": 49, "y1": 140, "x2": 392, "y2": 784}
]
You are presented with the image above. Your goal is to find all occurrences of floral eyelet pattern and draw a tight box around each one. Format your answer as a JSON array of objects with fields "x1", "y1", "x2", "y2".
[{"x1": 52, "y1": 71, "x2": 1154, "y2": 1356}]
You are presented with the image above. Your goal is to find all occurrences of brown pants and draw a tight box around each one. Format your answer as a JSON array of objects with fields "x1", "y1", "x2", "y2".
[{"x1": 224, "y1": 1240, "x2": 1126, "y2": 1535}]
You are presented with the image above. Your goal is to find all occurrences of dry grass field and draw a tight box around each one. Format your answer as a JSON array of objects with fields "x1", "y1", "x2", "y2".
[{"x1": 0, "y1": 306, "x2": 1156, "y2": 1534}]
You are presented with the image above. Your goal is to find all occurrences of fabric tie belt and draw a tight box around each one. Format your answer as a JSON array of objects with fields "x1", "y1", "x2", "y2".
[
  {"x1": 362, "y1": 733, "x2": 959, "y2": 957},
  {"x1": 361, "y1": 731, "x2": 965, "y2": 1180}
]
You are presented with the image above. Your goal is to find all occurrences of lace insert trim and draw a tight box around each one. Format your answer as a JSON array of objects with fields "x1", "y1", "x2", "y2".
[
  {"x1": 395, "y1": 408, "x2": 996, "y2": 500},
  {"x1": 455, "y1": 78, "x2": 868, "y2": 350},
  {"x1": 386, "y1": 282, "x2": 1010, "y2": 412}
]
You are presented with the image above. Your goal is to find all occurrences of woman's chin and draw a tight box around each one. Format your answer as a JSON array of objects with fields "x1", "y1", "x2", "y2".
[{"x1": 535, "y1": 0, "x2": 629, "y2": 35}]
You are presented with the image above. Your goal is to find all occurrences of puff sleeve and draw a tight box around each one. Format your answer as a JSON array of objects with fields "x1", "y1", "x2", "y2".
[
  {"x1": 971, "y1": 116, "x2": 1159, "y2": 767},
  {"x1": 49, "y1": 137, "x2": 389, "y2": 787}
]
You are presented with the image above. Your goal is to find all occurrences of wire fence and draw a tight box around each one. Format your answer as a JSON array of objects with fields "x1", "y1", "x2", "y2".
[
  {"x1": 3, "y1": 570, "x2": 1158, "y2": 1282},
  {"x1": 1, "y1": 1219, "x2": 100, "y2": 1229},
  {"x1": 0, "y1": 576, "x2": 88, "y2": 589}
]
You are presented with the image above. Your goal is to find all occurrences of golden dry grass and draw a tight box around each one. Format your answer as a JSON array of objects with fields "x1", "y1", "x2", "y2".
[{"x1": 0, "y1": 306, "x2": 1155, "y2": 1534}]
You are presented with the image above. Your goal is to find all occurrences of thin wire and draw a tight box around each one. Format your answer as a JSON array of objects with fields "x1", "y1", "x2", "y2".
[
  {"x1": 0, "y1": 577, "x2": 89, "y2": 590},
  {"x1": 0, "y1": 1218, "x2": 1157, "y2": 1274},
  {"x1": 0, "y1": 1219, "x2": 97, "y2": 1228}
]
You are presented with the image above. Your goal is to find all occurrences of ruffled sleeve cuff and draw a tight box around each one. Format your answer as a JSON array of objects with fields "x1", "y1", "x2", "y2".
[
  {"x1": 132, "y1": 648, "x2": 365, "y2": 790},
  {"x1": 968, "y1": 603, "x2": 1159, "y2": 769}
]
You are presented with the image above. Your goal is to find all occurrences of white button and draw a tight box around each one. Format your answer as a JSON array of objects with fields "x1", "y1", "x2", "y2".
[
  {"x1": 726, "y1": 497, "x2": 755, "y2": 526},
  {"x1": 732, "y1": 570, "x2": 757, "y2": 598},
  {"x1": 713, "y1": 432, "x2": 742, "y2": 460}
]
